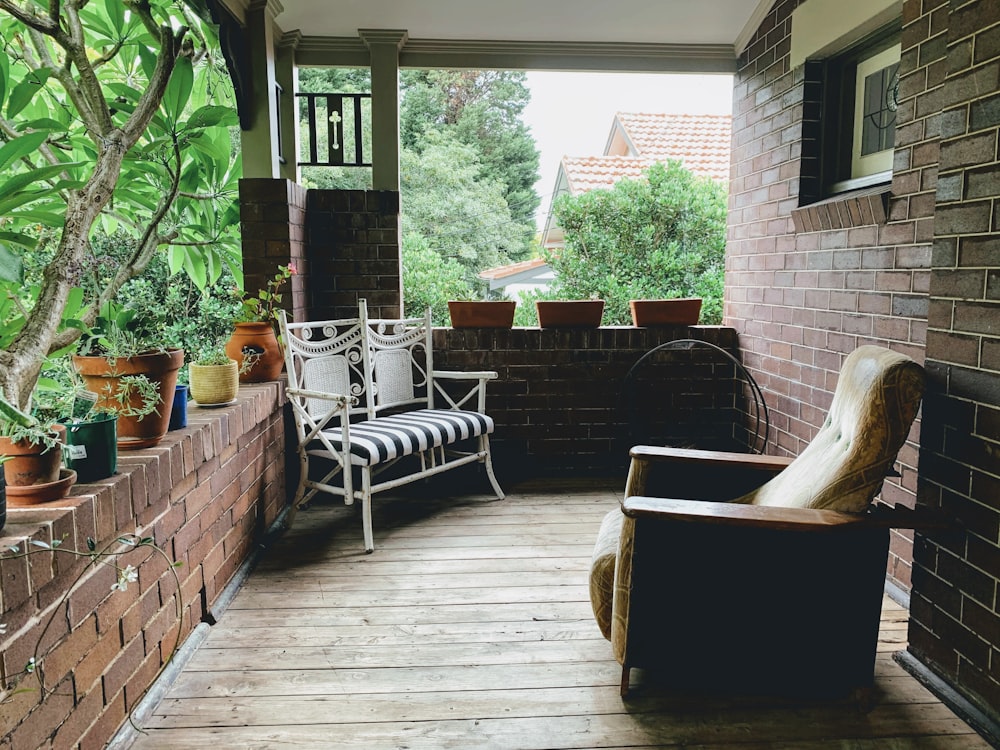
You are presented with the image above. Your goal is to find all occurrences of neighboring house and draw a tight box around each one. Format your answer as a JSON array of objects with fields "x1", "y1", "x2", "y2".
[
  {"x1": 541, "y1": 112, "x2": 732, "y2": 249},
  {"x1": 477, "y1": 257, "x2": 554, "y2": 298}
]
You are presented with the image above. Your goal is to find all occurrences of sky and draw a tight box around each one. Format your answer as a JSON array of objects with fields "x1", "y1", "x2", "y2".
[{"x1": 522, "y1": 71, "x2": 734, "y2": 230}]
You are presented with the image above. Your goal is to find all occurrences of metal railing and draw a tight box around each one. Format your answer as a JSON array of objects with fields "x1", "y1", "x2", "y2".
[{"x1": 297, "y1": 92, "x2": 371, "y2": 168}]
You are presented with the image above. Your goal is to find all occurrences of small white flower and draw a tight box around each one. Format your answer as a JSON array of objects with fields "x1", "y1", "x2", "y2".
[
  {"x1": 24, "y1": 657, "x2": 35, "y2": 673},
  {"x1": 111, "y1": 565, "x2": 138, "y2": 592}
]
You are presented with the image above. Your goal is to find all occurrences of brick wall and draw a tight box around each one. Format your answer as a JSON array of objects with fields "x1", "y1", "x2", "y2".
[
  {"x1": 728, "y1": 0, "x2": 941, "y2": 592},
  {"x1": 305, "y1": 189, "x2": 402, "y2": 320},
  {"x1": 0, "y1": 383, "x2": 286, "y2": 749},
  {"x1": 909, "y1": 0, "x2": 1000, "y2": 722},
  {"x1": 433, "y1": 325, "x2": 751, "y2": 477},
  {"x1": 734, "y1": 0, "x2": 1000, "y2": 727}
]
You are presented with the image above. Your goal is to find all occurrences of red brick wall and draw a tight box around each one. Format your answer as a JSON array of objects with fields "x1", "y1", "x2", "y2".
[
  {"x1": 728, "y1": 0, "x2": 942, "y2": 592},
  {"x1": 909, "y1": 0, "x2": 1000, "y2": 721},
  {"x1": 0, "y1": 383, "x2": 286, "y2": 748}
]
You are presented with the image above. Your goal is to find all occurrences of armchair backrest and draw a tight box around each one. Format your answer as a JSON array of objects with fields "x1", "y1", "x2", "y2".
[
  {"x1": 740, "y1": 345, "x2": 925, "y2": 512},
  {"x1": 364, "y1": 302, "x2": 435, "y2": 416}
]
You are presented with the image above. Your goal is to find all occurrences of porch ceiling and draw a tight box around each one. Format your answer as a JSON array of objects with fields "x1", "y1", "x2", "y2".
[{"x1": 231, "y1": 0, "x2": 776, "y2": 72}]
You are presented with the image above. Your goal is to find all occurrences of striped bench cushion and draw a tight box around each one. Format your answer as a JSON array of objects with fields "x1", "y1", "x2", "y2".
[{"x1": 320, "y1": 409, "x2": 494, "y2": 466}]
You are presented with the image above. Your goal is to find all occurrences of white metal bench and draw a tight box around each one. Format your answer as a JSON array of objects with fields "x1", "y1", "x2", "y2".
[{"x1": 279, "y1": 300, "x2": 505, "y2": 552}]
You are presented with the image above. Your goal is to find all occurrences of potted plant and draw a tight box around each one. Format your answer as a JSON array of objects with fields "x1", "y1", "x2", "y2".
[
  {"x1": 536, "y1": 299, "x2": 606, "y2": 328},
  {"x1": 71, "y1": 311, "x2": 183, "y2": 451},
  {"x1": 0, "y1": 394, "x2": 75, "y2": 504},
  {"x1": 227, "y1": 264, "x2": 295, "y2": 383},
  {"x1": 447, "y1": 299, "x2": 517, "y2": 329},
  {"x1": 629, "y1": 298, "x2": 703, "y2": 326},
  {"x1": 189, "y1": 346, "x2": 242, "y2": 406}
]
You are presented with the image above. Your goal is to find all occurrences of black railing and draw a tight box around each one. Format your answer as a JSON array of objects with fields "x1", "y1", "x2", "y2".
[{"x1": 297, "y1": 92, "x2": 371, "y2": 168}]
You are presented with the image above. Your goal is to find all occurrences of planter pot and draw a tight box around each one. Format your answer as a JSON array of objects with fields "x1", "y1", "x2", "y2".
[
  {"x1": 72, "y1": 349, "x2": 184, "y2": 451},
  {"x1": 536, "y1": 300, "x2": 605, "y2": 328},
  {"x1": 226, "y1": 322, "x2": 283, "y2": 383},
  {"x1": 63, "y1": 413, "x2": 118, "y2": 483},
  {"x1": 189, "y1": 361, "x2": 239, "y2": 405},
  {"x1": 629, "y1": 298, "x2": 702, "y2": 326},
  {"x1": 7, "y1": 468, "x2": 76, "y2": 506},
  {"x1": 448, "y1": 300, "x2": 516, "y2": 329},
  {"x1": 0, "y1": 423, "x2": 66, "y2": 486},
  {"x1": 169, "y1": 384, "x2": 189, "y2": 430}
]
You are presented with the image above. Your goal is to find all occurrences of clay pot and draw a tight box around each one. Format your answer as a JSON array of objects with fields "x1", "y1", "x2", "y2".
[
  {"x1": 536, "y1": 300, "x2": 605, "y2": 328},
  {"x1": 6, "y1": 468, "x2": 76, "y2": 506},
  {"x1": 0, "y1": 423, "x2": 66, "y2": 486},
  {"x1": 72, "y1": 350, "x2": 184, "y2": 451},
  {"x1": 629, "y1": 298, "x2": 702, "y2": 326},
  {"x1": 448, "y1": 301, "x2": 516, "y2": 329},
  {"x1": 226, "y1": 323, "x2": 284, "y2": 383}
]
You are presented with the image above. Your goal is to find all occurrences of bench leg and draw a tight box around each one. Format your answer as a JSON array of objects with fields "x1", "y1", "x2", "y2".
[
  {"x1": 361, "y1": 469, "x2": 375, "y2": 553},
  {"x1": 285, "y1": 449, "x2": 311, "y2": 528},
  {"x1": 482, "y1": 435, "x2": 505, "y2": 500}
]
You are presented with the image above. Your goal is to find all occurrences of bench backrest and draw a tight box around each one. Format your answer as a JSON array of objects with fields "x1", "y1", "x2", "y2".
[{"x1": 280, "y1": 300, "x2": 435, "y2": 423}]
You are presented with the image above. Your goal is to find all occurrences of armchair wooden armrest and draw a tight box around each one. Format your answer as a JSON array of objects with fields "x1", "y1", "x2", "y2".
[
  {"x1": 622, "y1": 495, "x2": 952, "y2": 532},
  {"x1": 625, "y1": 445, "x2": 795, "y2": 500}
]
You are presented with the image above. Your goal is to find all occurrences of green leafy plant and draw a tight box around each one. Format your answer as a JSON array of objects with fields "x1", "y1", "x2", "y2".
[
  {"x1": 0, "y1": 0, "x2": 240, "y2": 411},
  {"x1": 235, "y1": 264, "x2": 296, "y2": 325},
  {"x1": 0, "y1": 392, "x2": 61, "y2": 452}
]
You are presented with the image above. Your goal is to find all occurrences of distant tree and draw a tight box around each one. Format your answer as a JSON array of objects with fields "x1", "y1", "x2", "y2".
[
  {"x1": 548, "y1": 160, "x2": 727, "y2": 325},
  {"x1": 400, "y1": 233, "x2": 472, "y2": 324},
  {"x1": 400, "y1": 133, "x2": 519, "y2": 288},
  {"x1": 401, "y1": 70, "x2": 539, "y2": 257}
]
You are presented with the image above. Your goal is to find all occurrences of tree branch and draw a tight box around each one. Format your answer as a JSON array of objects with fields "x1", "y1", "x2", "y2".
[{"x1": 0, "y1": 0, "x2": 58, "y2": 33}]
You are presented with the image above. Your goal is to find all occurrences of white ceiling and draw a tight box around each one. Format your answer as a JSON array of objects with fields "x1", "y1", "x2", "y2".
[
  {"x1": 277, "y1": 0, "x2": 768, "y2": 48},
  {"x1": 258, "y1": 0, "x2": 776, "y2": 70}
]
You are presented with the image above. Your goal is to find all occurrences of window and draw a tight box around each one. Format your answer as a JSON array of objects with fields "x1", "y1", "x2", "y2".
[{"x1": 821, "y1": 30, "x2": 900, "y2": 195}]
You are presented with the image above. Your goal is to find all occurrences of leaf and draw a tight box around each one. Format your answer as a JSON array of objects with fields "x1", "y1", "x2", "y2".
[
  {"x1": 30, "y1": 540, "x2": 51, "y2": 549},
  {"x1": 0, "y1": 53, "x2": 8, "y2": 111},
  {"x1": 17, "y1": 118, "x2": 69, "y2": 133},
  {"x1": 7, "y1": 69, "x2": 51, "y2": 118},
  {"x1": 0, "y1": 132, "x2": 49, "y2": 172},
  {"x1": 162, "y1": 56, "x2": 194, "y2": 124},
  {"x1": 168, "y1": 245, "x2": 184, "y2": 275},
  {"x1": 184, "y1": 250, "x2": 207, "y2": 290},
  {"x1": 87, "y1": 537, "x2": 97, "y2": 551},
  {"x1": 0, "y1": 244, "x2": 23, "y2": 283},
  {"x1": 183, "y1": 105, "x2": 239, "y2": 131},
  {"x1": 0, "y1": 162, "x2": 85, "y2": 201}
]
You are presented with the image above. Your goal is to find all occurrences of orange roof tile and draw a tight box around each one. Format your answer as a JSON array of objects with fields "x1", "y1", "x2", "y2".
[{"x1": 479, "y1": 257, "x2": 549, "y2": 281}]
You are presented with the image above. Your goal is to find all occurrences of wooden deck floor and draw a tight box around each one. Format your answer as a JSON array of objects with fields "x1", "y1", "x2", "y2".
[{"x1": 132, "y1": 477, "x2": 988, "y2": 749}]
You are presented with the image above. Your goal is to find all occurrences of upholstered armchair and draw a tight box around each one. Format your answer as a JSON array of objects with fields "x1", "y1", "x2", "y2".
[{"x1": 590, "y1": 345, "x2": 937, "y2": 697}]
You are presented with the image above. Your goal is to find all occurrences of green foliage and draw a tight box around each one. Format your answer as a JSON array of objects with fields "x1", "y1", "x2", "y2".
[
  {"x1": 400, "y1": 134, "x2": 519, "y2": 289},
  {"x1": 549, "y1": 161, "x2": 728, "y2": 325},
  {"x1": 401, "y1": 233, "x2": 473, "y2": 324}
]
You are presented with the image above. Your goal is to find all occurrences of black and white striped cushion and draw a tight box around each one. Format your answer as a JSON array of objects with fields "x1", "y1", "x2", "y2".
[{"x1": 319, "y1": 409, "x2": 494, "y2": 466}]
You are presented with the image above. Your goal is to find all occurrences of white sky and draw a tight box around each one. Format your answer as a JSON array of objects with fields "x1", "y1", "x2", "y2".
[{"x1": 523, "y1": 71, "x2": 734, "y2": 229}]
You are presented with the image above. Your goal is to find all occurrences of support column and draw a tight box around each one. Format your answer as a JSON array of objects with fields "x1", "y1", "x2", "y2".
[
  {"x1": 242, "y1": 0, "x2": 283, "y2": 178},
  {"x1": 359, "y1": 29, "x2": 407, "y2": 191},
  {"x1": 276, "y1": 31, "x2": 301, "y2": 182}
]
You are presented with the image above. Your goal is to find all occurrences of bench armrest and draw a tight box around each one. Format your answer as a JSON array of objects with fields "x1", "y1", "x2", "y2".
[
  {"x1": 286, "y1": 387, "x2": 354, "y2": 406},
  {"x1": 432, "y1": 370, "x2": 498, "y2": 381}
]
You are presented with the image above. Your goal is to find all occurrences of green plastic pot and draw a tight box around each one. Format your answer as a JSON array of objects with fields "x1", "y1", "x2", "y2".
[{"x1": 63, "y1": 413, "x2": 118, "y2": 483}]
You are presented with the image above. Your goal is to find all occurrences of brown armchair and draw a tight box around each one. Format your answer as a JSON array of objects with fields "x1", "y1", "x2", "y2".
[{"x1": 590, "y1": 345, "x2": 937, "y2": 697}]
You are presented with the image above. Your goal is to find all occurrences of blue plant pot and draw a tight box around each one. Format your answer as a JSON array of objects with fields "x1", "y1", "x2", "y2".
[{"x1": 169, "y1": 384, "x2": 189, "y2": 430}]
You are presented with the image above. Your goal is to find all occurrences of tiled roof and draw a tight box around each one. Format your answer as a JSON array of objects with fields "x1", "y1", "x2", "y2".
[
  {"x1": 561, "y1": 155, "x2": 654, "y2": 195},
  {"x1": 560, "y1": 113, "x2": 731, "y2": 195},
  {"x1": 616, "y1": 112, "x2": 731, "y2": 181}
]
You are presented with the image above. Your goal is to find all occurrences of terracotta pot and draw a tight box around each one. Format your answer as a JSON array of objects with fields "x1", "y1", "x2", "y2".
[
  {"x1": 6, "y1": 468, "x2": 76, "y2": 506},
  {"x1": 629, "y1": 298, "x2": 702, "y2": 326},
  {"x1": 448, "y1": 301, "x2": 516, "y2": 329},
  {"x1": 0, "y1": 423, "x2": 66, "y2": 486},
  {"x1": 189, "y1": 361, "x2": 239, "y2": 404},
  {"x1": 226, "y1": 322, "x2": 284, "y2": 383},
  {"x1": 536, "y1": 300, "x2": 605, "y2": 328},
  {"x1": 72, "y1": 349, "x2": 184, "y2": 451}
]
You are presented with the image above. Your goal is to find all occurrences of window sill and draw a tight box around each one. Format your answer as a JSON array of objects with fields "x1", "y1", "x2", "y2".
[{"x1": 791, "y1": 184, "x2": 890, "y2": 233}]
